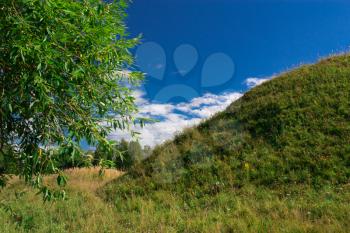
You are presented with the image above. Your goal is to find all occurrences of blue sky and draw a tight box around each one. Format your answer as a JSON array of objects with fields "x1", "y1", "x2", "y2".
[
  {"x1": 108, "y1": 0, "x2": 350, "y2": 147},
  {"x1": 127, "y1": 0, "x2": 350, "y2": 99}
]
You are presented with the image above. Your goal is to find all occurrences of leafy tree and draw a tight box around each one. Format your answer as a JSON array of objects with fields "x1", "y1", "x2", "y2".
[
  {"x1": 115, "y1": 139, "x2": 133, "y2": 170},
  {"x1": 93, "y1": 142, "x2": 117, "y2": 167},
  {"x1": 0, "y1": 0, "x2": 143, "y2": 198},
  {"x1": 94, "y1": 139, "x2": 141, "y2": 170},
  {"x1": 128, "y1": 140, "x2": 143, "y2": 164},
  {"x1": 54, "y1": 148, "x2": 93, "y2": 169}
]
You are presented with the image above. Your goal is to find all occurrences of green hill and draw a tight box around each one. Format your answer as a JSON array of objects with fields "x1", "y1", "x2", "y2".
[
  {"x1": 101, "y1": 54, "x2": 350, "y2": 200},
  {"x1": 95, "y1": 54, "x2": 350, "y2": 232}
]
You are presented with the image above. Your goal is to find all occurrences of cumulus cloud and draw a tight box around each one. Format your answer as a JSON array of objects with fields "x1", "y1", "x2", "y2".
[
  {"x1": 109, "y1": 91, "x2": 242, "y2": 147},
  {"x1": 177, "y1": 92, "x2": 242, "y2": 118},
  {"x1": 244, "y1": 77, "x2": 270, "y2": 88},
  {"x1": 108, "y1": 75, "x2": 278, "y2": 147}
]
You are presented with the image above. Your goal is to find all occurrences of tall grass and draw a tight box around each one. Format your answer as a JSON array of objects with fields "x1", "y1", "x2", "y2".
[
  {"x1": 0, "y1": 168, "x2": 123, "y2": 233},
  {"x1": 1, "y1": 176, "x2": 349, "y2": 232}
]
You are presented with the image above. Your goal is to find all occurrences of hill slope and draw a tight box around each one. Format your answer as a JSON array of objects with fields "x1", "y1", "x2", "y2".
[{"x1": 102, "y1": 54, "x2": 350, "y2": 200}]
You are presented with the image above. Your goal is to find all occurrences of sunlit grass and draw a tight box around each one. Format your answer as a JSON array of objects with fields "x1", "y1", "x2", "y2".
[
  {"x1": 0, "y1": 168, "x2": 124, "y2": 233},
  {"x1": 1, "y1": 176, "x2": 349, "y2": 232},
  {"x1": 49, "y1": 167, "x2": 124, "y2": 192}
]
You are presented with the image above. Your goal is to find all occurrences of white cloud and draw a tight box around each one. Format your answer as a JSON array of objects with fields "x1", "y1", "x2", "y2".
[
  {"x1": 244, "y1": 77, "x2": 270, "y2": 88},
  {"x1": 177, "y1": 92, "x2": 242, "y2": 118},
  {"x1": 109, "y1": 91, "x2": 243, "y2": 147},
  {"x1": 108, "y1": 74, "x2": 280, "y2": 147},
  {"x1": 139, "y1": 103, "x2": 174, "y2": 116}
]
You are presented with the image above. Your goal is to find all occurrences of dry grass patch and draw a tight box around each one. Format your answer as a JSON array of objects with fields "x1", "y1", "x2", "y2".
[
  {"x1": 0, "y1": 168, "x2": 125, "y2": 233},
  {"x1": 5, "y1": 167, "x2": 124, "y2": 194},
  {"x1": 56, "y1": 167, "x2": 124, "y2": 192}
]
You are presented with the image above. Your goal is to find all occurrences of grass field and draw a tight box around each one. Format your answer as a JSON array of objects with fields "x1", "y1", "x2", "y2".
[
  {"x1": 0, "y1": 168, "x2": 124, "y2": 233},
  {"x1": 0, "y1": 168, "x2": 350, "y2": 232}
]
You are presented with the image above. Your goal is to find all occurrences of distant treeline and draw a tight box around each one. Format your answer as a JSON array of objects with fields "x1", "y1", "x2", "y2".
[
  {"x1": 0, "y1": 140, "x2": 151, "y2": 174},
  {"x1": 56, "y1": 139, "x2": 152, "y2": 171}
]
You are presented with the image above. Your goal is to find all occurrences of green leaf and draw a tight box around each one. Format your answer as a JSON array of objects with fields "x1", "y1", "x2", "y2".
[{"x1": 57, "y1": 174, "x2": 67, "y2": 187}]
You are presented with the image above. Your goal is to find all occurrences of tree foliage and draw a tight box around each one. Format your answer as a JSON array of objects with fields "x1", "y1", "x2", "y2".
[
  {"x1": 128, "y1": 140, "x2": 143, "y2": 164},
  {"x1": 94, "y1": 139, "x2": 148, "y2": 171},
  {"x1": 0, "y1": 0, "x2": 142, "y2": 197}
]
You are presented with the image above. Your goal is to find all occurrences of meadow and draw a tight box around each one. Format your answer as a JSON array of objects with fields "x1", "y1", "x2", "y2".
[
  {"x1": 1, "y1": 171, "x2": 350, "y2": 232},
  {"x1": 1, "y1": 55, "x2": 350, "y2": 232}
]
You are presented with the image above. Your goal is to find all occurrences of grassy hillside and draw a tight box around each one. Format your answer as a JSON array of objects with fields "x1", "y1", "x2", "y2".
[
  {"x1": 102, "y1": 54, "x2": 350, "y2": 196},
  {"x1": 1, "y1": 178, "x2": 350, "y2": 233},
  {"x1": 1, "y1": 54, "x2": 350, "y2": 232},
  {"x1": 100, "y1": 54, "x2": 350, "y2": 231},
  {"x1": 1, "y1": 175, "x2": 350, "y2": 232}
]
